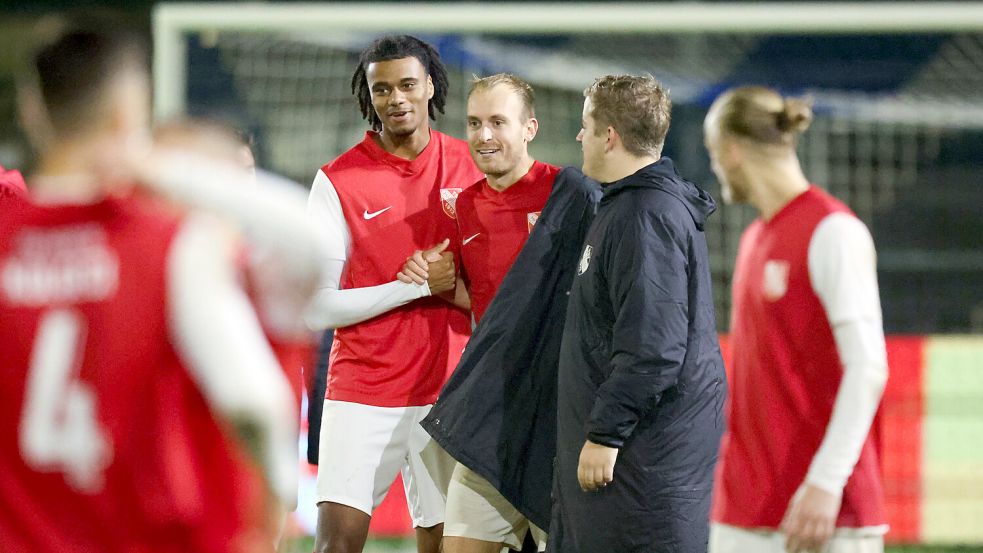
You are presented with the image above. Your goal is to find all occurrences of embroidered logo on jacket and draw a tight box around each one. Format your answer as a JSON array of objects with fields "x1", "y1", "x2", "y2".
[
  {"x1": 440, "y1": 188, "x2": 462, "y2": 219},
  {"x1": 762, "y1": 259, "x2": 790, "y2": 301},
  {"x1": 578, "y1": 245, "x2": 593, "y2": 276},
  {"x1": 527, "y1": 211, "x2": 541, "y2": 234}
]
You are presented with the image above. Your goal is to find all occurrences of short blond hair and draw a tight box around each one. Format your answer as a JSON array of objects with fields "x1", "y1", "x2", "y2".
[
  {"x1": 469, "y1": 73, "x2": 536, "y2": 121},
  {"x1": 584, "y1": 74, "x2": 671, "y2": 157}
]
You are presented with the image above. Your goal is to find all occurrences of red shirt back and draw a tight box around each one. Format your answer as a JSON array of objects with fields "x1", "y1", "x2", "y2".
[
  {"x1": 712, "y1": 186, "x2": 886, "y2": 529},
  {"x1": 322, "y1": 131, "x2": 482, "y2": 407},
  {"x1": 456, "y1": 160, "x2": 559, "y2": 323},
  {"x1": 0, "y1": 195, "x2": 272, "y2": 553}
]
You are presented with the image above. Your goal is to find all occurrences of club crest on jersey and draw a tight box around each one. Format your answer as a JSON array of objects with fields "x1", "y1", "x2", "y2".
[
  {"x1": 578, "y1": 245, "x2": 593, "y2": 276},
  {"x1": 763, "y1": 259, "x2": 790, "y2": 301},
  {"x1": 527, "y1": 211, "x2": 541, "y2": 234},
  {"x1": 440, "y1": 188, "x2": 463, "y2": 219}
]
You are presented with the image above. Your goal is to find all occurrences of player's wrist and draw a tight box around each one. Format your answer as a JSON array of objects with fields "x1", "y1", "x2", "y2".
[
  {"x1": 804, "y1": 471, "x2": 845, "y2": 497},
  {"x1": 393, "y1": 276, "x2": 431, "y2": 298},
  {"x1": 586, "y1": 432, "x2": 623, "y2": 449}
]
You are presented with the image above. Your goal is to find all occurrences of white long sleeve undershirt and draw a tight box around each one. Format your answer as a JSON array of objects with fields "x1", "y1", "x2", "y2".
[
  {"x1": 303, "y1": 170, "x2": 430, "y2": 331},
  {"x1": 167, "y1": 214, "x2": 298, "y2": 506},
  {"x1": 138, "y1": 150, "x2": 329, "y2": 340},
  {"x1": 140, "y1": 151, "x2": 327, "y2": 285},
  {"x1": 805, "y1": 212, "x2": 889, "y2": 496}
]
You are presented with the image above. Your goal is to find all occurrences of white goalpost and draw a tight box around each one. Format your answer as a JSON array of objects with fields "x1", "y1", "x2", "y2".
[
  {"x1": 153, "y1": 1, "x2": 983, "y2": 118},
  {"x1": 151, "y1": 1, "x2": 983, "y2": 320}
]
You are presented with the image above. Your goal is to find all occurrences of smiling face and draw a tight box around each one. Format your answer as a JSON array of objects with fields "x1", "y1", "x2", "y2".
[
  {"x1": 366, "y1": 56, "x2": 434, "y2": 137},
  {"x1": 466, "y1": 83, "x2": 537, "y2": 182}
]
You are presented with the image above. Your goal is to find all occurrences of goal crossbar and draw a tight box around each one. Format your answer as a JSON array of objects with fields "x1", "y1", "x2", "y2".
[{"x1": 153, "y1": 1, "x2": 983, "y2": 117}]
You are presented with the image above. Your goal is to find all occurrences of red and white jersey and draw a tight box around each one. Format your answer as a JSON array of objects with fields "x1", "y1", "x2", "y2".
[
  {"x1": 713, "y1": 185, "x2": 887, "y2": 530},
  {"x1": 457, "y1": 160, "x2": 559, "y2": 323},
  {"x1": 311, "y1": 130, "x2": 482, "y2": 407},
  {"x1": 0, "y1": 194, "x2": 280, "y2": 553}
]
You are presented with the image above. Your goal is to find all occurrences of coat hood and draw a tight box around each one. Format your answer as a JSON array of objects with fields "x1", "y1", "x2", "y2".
[{"x1": 602, "y1": 157, "x2": 716, "y2": 230}]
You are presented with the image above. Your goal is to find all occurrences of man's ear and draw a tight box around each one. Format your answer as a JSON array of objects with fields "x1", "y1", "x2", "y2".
[
  {"x1": 426, "y1": 75, "x2": 435, "y2": 100},
  {"x1": 525, "y1": 117, "x2": 539, "y2": 143},
  {"x1": 604, "y1": 126, "x2": 619, "y2": 153}
]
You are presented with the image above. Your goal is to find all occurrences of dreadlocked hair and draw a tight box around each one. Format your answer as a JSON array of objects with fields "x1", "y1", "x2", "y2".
[{"x1": 351, "y1": 35, "x2": 450, "y2": 132}]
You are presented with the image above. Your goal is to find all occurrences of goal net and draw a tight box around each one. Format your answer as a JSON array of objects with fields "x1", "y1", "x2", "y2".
[{"x1": 154, "y1": 2, "x2": 983, "y2": 544}]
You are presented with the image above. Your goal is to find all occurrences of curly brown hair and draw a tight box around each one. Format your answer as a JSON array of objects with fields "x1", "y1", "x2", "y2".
[{"x1": 351, "y1": 35, "x2": 449, "y2": 132}]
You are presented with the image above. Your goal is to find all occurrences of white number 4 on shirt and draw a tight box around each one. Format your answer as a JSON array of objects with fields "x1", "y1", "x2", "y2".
[{"x1": 20, "y1": 309, "x2": 112, "y2": 493}]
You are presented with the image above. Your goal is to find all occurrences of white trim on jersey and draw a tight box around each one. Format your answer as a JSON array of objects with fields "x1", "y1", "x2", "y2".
[
  {"x1": 303, "y1": 170, "x2": 430, "y2": 331},
  {"x1": 167, "y1": 213, "x2": 298, "y2": 507},
  {"x1": 805, "y1": 213, "x2": 889, "y2": 495}
]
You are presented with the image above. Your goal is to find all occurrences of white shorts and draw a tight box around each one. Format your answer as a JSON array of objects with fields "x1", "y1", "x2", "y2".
[
  {"x1": 315, "y1": 400, "x2": 455, "y2": 528},
  {"x1": 709, "y1": 522, "x2": 885, "y2": 553},
  {"x1": 444, "y1": 462, "x2": 547, "y2": 551}
]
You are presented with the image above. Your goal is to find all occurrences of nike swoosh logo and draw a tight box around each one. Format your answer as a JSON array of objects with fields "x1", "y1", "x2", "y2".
[
  {"x1": 463, "y1": 233, "x2": 481, "y2": 246},
  {"x1": 363, "y1": 206, "x2": 392, "y2": 220}
]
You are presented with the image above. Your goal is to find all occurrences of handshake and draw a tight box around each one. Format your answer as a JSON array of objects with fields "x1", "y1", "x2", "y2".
[{"x1": 396, "y1": 238, "x2": 458, "y2": 295}]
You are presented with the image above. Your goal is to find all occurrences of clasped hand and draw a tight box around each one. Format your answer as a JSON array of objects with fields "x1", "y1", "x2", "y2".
[{"x1": 397, "y1": 238, "x2": 456, "y2": 294}]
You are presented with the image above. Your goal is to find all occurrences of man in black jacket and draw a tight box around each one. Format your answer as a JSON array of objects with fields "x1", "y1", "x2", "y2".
[{"x1": 548, "y1": 74, "x2": 726, "y2": 553}]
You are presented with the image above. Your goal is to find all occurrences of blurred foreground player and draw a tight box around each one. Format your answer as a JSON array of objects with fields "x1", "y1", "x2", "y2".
[
  {"x1": 152, "y1": 119, "x2": 315, "y2": 406},
  {"x1": 152, "y1": 118, "x2": 320, "y2": 549},
  {"x1": 549, "y1": 74, "x2": 725, "y2": 553},
  {"x1": 0, "y1": 21, "x2": 308, "y2": 552},
  {"x1": 400, "y1": 74, "x2": 558, "y2": 552},
  {"x1": 704, "y1": 86, "x2": 889, "y2": 553},
  {"x1": 304, "y1": 35, "x2": 481, "y2": 553}
]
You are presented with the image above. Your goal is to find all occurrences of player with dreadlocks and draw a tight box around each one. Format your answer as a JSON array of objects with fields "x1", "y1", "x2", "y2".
[{"x1": 305, "y1": 35, "x2": 482, "y2": 553}]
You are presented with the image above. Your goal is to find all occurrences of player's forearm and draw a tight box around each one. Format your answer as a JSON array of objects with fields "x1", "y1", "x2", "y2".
[
  {"x1": 141, "y1": 150, "x2": 327, "y2": 284},
  {"x1": 168, "y1": 215, "x2": 298, "y2": 505},
  {"x1": 805, "y1": 319, "x2": 888, "y2": 494},
  {"x1": 438, "y1": 278, "x2": 471, "y2": 311},
  {"x1": 587, "y1": 295, "x2": 688, "y2": 448},
  {"x1": 585, "y1": 363, "x2": 676, "y2": 448},
  {"x1": 806, "y1": 213, "x2": 888, "y2": 494},
  {"x1": 304, "y1": 279, "x2": 430, "y2": 330}
]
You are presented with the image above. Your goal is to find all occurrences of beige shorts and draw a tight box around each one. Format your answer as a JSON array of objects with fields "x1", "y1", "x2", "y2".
[
  {"x1": 443, "y1": 462, "x2": 547, "y2": 551},
  {"x1": 315, "y1": 400, "x2": 455, "y2": 528},
  {"x1": 710, "y1": 522, "x2": 885, "y2": 553}
]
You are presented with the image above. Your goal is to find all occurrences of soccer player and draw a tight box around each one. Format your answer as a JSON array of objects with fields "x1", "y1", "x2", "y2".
[
  {"x1": 304, "y1": 35, "x2": 482, "y2": 553},
  {"x1": 151, "y1": 118, "x2": 315, "y2": 369},
  {"x1": 398, "y1": 73, "x2": 559, "y2": 552},
  {"x1": 704, "y1": 86, "x2": 889, "y2": 553},
  {"x1": 549, "y1": 74, "x2": 726, "y2": 553},
  {"x1": 1, "y1": 20, "x2": 307, "y2": 552},
  {"x1": 151, "y1": 118, "x2": 318, "y2": 549}
]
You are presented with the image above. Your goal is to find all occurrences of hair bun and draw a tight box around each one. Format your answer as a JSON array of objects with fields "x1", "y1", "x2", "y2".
[{"x1": 776, "y1": 98, "x2": 813, "y2": 134}]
